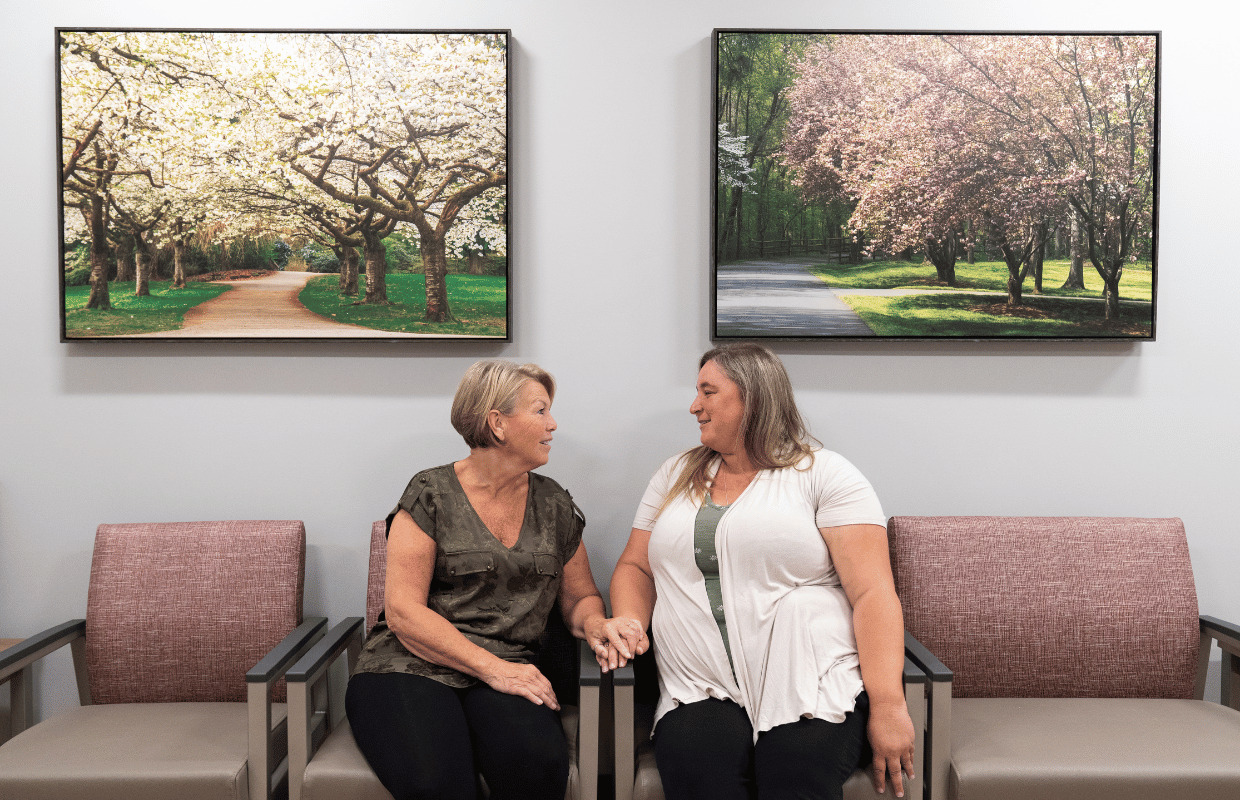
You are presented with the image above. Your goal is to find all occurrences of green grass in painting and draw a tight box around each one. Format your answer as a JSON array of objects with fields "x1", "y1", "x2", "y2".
[
  {"x1": 806, "y1": 259, "x2": 1153, "y2": 302},
  {"x1": 64, "y1": 281, "x2": 231, "y2": 336},
  {"x1": 299, "y1": 273, "x2": 507, "y2": 337},
  {"x1": 841, "y1": 293, "x2": 1153, "y2": 338}
]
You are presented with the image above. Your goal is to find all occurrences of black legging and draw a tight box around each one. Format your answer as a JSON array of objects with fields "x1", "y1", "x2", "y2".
[
  {"x1": 653, "y1": 694, "x2": 870, "y2": 800},
  {"x1": 346, "y1": 671, "x2": 569, "y2": 800}
]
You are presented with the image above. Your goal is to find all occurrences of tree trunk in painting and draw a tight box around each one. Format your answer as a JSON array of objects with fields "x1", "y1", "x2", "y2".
[
  {"x1": 420, "y1": 234, "x2": 456, "y2": 323},
  {"x1": 361, "y1": 230, "x2": 388, "y2": 305},
  {"x1": 1062, "y1": 210, "x2": 1086, "y2": 290},
  {"x1": 84, "y1": 198, "x2": 111, "y2": 310}
]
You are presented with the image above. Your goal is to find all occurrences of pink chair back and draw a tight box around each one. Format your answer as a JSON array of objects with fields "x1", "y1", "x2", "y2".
[
  {"x1": 85, "y1": 520, "x2": 305, "y2": 704},
  {"x1": 365, "y1": 520, "x2": 388, "y2": 633},
  {"x1": 888, "y1": 516, "x2": 1199, "y2": 699}
]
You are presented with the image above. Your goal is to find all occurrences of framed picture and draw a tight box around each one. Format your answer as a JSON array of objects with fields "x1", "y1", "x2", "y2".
[
  {"x1": 713, "y1": 30, "x2": 1159, "y2": 341},
  {"x1": 59, "y1": 29, "x2": 510, "y2": 341}
]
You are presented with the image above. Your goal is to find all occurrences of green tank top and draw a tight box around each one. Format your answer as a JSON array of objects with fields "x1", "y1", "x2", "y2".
[{"x1": 694, "y1": 499, "x2": 733, "y2": 665}]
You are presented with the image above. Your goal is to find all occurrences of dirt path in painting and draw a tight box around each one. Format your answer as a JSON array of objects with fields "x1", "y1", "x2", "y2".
[{"x1": 129, "y1": 271, "x2": 424, "y2": 338}]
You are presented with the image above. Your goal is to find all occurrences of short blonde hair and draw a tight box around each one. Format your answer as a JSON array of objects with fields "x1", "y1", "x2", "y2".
[{"x1": 451, "y1": 360, "x2": 556, "y2": 449}]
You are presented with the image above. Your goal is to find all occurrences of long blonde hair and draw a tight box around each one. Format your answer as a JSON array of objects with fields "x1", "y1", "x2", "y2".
[{"x1": 663, "y1": 343, "x2": 818, "y2": 510}]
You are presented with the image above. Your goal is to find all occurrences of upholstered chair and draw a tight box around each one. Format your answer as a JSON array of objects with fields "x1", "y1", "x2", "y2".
[
  {"x1": 285, "y1": 520, "x2": 602, "y2": 800},
  {"x1": 888, "y1": 516, "x2": 1240, "y2": 800},
  {"x1": 0, "y1": 520, "x2": 325, "y2": 800}
]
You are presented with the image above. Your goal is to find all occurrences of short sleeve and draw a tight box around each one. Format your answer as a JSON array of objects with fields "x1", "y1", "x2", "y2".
[
  {"x1": 631, "y1": 453, "x2": 687, "y2": 531},
  {"x1": 811, "y1": 451, "x2": 886, "y2": 529},
  {"x1": 385, "y1": 471, "x2": 439, "y2": 540},
  {"x1": 560, "y1": 496, "x2": 586, "y2": 565}
]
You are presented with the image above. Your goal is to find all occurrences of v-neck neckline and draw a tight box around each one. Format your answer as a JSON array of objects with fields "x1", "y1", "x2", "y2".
[
  {"x1": 449, "y1": 463, "x2": 533, "y2": 551},
  {"x1": 707, "y1": 459, "x2": 760, "y2": 509}
]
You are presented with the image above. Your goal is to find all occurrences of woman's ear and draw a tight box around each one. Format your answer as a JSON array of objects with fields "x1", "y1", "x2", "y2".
[{"x1": 487, "y1": 409, "x2": 506, "y2": 444}]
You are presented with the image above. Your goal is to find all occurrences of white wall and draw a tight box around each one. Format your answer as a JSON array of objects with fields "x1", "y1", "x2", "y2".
[{"x1": 3, "y1": 0, "x2": 1238, "y2": 717}]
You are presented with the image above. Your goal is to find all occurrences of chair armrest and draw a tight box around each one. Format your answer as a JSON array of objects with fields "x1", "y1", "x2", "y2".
[
  {"x1": 1201, "y1": 615, "x2": 1240, "y2": 655},
  {"x1": 0, "y1": 620, "x2": 86, "y2": 680},
  {"x1": 611, "y1": 661, "x2": 635, "y2": 687},
  {"x1": 1, "y1": 620, "x2": 88, "y2": 737},
  {"x1": 578, "y1": 638, "x2": 603, "y2": 688},
  {"x1": 904, "y1": 632, "x2": 953, "y2": 683},
  {"x1": 286, "y1": 618, "x2": 364, "y2": 800},
  {"x1": 247, "y1": 617, "x2": 327, "y2": 800},
  {"x1": 575, "y1": 639, "x2": 601, "y2": 800},
  {"x1": 287, "y1": 617, "x2": 363, "y2": 684},
  {"x1": 1200, "y1": 615, "x2": 1240, "y2": 712},
  {"x1": 905, "y1": 633, "x2": 952, "y2": 800},
  {"x1": 903, "y1": 655, "x2": 928, "y2": 686},
  {"x1": 611, "y1": 661, "x2": 636, "y2": 800},
  {"x1": 247, "y1": 617, "x2": 328, "y2": 687},
  {"x1": 900, "y1": 657, "x2": 927, "y2": 800}
]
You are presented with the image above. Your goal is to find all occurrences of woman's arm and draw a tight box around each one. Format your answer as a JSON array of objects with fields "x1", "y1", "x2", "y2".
[
  {"x1": 558, "y1": 541, "x2": 607, "y2": 642},
  {"x1": 599, "y1": 527, "x2": 656, "y2": 670},
  {"x1": 821, "y1": 523, "x2": 915, "y2": 798},
  {"x1": 386, "y1": 509, "x2": 560, "y2": 709}
]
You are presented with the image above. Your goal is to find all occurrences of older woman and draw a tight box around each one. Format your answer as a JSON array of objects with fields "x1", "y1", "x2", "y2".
[
  {"x1": 346, "y1": 360, "x2": 610, "y2": 800},
  {"x1": 603, "y1": 343, "x2": 915, "y2": 800}
]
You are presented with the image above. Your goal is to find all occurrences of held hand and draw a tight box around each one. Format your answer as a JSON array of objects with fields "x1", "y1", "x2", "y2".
[
  {"x1": 480, "y1": 661, "x2": 560, "y2": 710},
  {"x1": 867, "y1": 700, "x2": 916, "y2": 797},
  {"x1": 586, "y1": 616, "x2": 649, "y2": 672}
]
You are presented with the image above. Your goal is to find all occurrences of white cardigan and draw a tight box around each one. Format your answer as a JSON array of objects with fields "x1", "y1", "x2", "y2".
[{"x1": 633, "y1": 448, "x2": 886, "y2": 739}]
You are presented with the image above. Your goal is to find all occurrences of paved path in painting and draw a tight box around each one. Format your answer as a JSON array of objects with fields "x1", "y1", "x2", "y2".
[
  {"x1": 716, "y1": 259, "x2": 876, "y2": 337},
  {"x1": 716, "y1": 259, "x2": 1152, "y2": 337},
  {"x1": 130, "y1": 271, "x2": 426, "y2": 338}
]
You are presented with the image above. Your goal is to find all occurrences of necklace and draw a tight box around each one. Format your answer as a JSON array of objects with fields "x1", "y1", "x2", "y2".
[{"x1": 712, "y1": 466, "x2": 757, "y2": 506}]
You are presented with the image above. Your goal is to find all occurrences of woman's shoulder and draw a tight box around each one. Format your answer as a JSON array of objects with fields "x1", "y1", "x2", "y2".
[
  {"x1": 406, "y1": 463, "x2": 456, "y2": 485},
  {"x1": 783, "y1": 447, "x2": 866, "y2": 478},
  {"x1": 529, "y1": 469, "x2": 571, "y2": 498},
  {"x1": 397, "y1": 463, "x2": 459, "y2": 500}
]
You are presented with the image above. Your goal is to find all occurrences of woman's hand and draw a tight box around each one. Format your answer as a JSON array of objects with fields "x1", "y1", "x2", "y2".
[
  {"x1": 480, "y1": 661, "x2": 560, "y2": 710},
  {"x1": 867, "y1": 700, "x2": 916, "y2": 797},
  {"x1": 586, "y1": 616, "x2": 649, "y2": 672}
]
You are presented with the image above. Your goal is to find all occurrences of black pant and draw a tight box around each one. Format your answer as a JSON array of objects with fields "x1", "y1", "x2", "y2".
[
  {"x1": 653, "y1": 694, "x2": 869, "y2": 800},
  {"x1": 346, "y1": 671, "x2": 569, "y2": 800}
]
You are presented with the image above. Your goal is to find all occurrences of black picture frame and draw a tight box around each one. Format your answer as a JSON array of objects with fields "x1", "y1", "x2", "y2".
[
  {"x1": 58, "y1": 28, "x2": 511, "y2": 342},
  {"x1": 712, "y1": 29, "x2": 1160, "y2": 341}
]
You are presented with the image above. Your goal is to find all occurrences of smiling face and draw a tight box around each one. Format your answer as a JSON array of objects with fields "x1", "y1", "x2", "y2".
[
  {"x1": 494, "y1": 379, "x2": 557, "y2": 468},
  {"x1": 691, "y1": 359, "x2": 747, "y2": 457}
]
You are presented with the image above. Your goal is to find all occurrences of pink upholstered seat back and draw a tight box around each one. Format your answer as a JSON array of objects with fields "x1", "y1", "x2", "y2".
[
  {"x1": 85, "y1": 520, "x2": 305, "y2": 704},
  {"x1": 365, "y1": 520, "x2": 388, "y2": 633},
  {"x1": 888, "y1": 516, "x2": 1199, "y2": 699}
]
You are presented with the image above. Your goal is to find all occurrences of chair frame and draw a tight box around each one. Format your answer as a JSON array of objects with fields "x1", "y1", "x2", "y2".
[
  {"x1": 908, "y1": 616, "x2": 1240, "y2": 800},
  {"x1": 0, "y1": 615, "x2": 327, "y2": 800},
  {"x1": 611, "y1": 649, "x2": 932, "y2": 800},
  {"x1": 285, "y1": 616, "x2": 604, "y2": 800},
  {"x1": 1196, "y1": 615, "x2": 1240, "y2": 709}
]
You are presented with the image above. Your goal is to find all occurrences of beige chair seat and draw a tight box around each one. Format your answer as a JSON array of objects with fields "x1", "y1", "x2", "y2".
[
  {"x1": 0, "y1": 702, "x2": 287, "y2": 800},
  {"x1": 301, "y1": 705, "x2": 581, "y2": 800},
  {"x1": 950, "y1": 698, "x2": 1240, "y2": 800}
]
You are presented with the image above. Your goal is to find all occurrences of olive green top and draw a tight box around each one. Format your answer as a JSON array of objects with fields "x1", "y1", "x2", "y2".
[
  {"x1": 694, "y1": 499, "x2": 733, "y2": 666},
  {"x1": 353, "y1": 463, "x2": 585, "y2": 687}
]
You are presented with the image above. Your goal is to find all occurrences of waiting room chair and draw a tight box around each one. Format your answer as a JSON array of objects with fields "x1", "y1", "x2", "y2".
[
  {"x1": 0, "y1": 520, "x2": 325, "y2": 800},
  {"x1": 285, "y1": 520, "x2": 602, "y2": 800},
  {"x1": 888, "y1": 516, "x2": 1240, "y2": 800},
  {"x1": 610, "y1": 634, "x2": 930, "y2": 800}
]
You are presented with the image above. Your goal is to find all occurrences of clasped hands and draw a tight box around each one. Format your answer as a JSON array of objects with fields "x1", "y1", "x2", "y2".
[{"x1": 584, "y1": 616, "x2": 649, "y2": 672}]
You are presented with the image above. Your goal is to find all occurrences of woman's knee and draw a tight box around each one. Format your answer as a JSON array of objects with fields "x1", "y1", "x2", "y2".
[
  {"x1": 754, "y1": 713, "x2": 867, "y2": 800},
  {"x1": 654, "y1": 699, "x2": 754, "y2": 798},
  {"x1": 345, "y1": 672, "x2": 477, "y2": 800}
]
